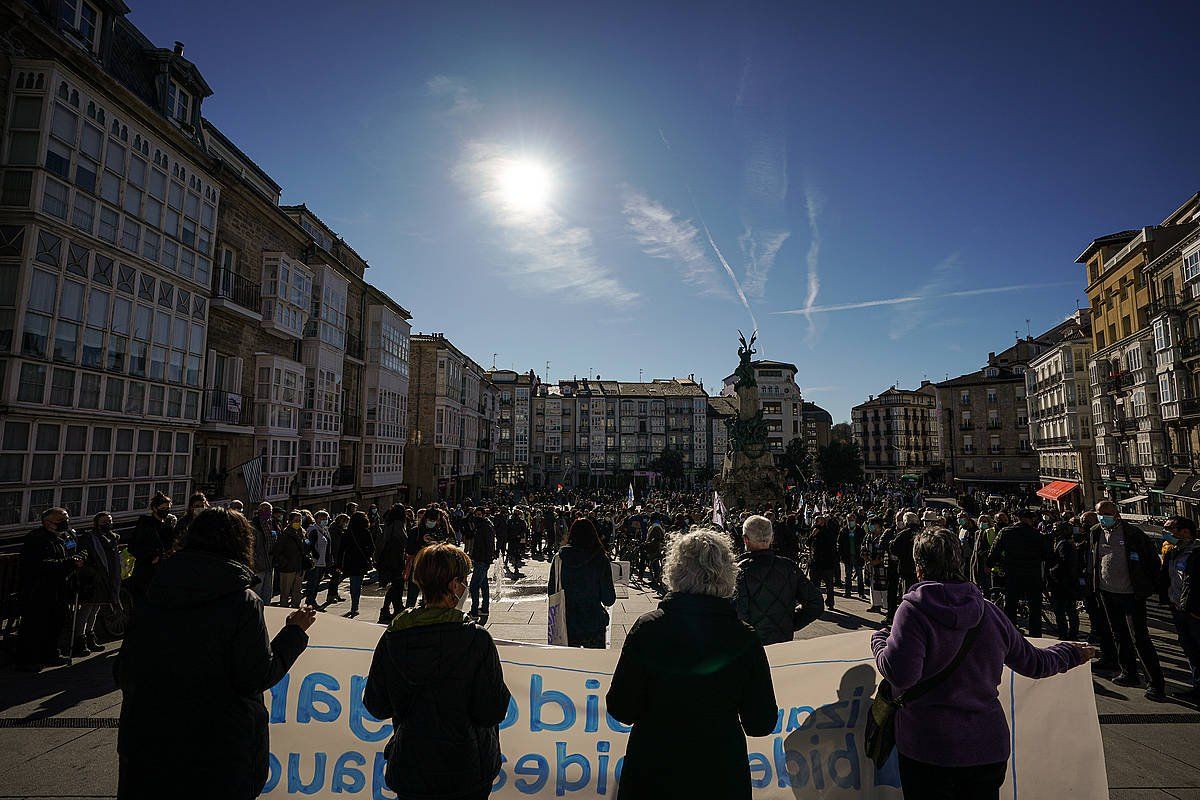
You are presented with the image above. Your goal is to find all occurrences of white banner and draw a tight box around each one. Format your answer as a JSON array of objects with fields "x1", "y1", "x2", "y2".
[{"x1": 260, "y1": 609, "x2": 1107, "y2": 799}]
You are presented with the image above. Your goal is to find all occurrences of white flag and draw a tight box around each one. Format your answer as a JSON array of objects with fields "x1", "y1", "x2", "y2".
[
  {"x1": 712, "y1": 490, "x2": 726, "y2": 528},
  {"x1": 626, "y1": 483, "x2": 635, "y2": 509}
]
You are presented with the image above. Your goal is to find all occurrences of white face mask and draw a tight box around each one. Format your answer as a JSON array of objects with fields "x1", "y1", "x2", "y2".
[{"x1": 455, "y1": 579, "x2": 469, "y2": 611}]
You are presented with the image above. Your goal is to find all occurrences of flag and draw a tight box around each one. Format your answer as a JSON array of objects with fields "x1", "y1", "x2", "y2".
[
  {"x1": 626, "y1": 483, "x2": 635, "y2": 509},
  {"x1": 233, "y1": 454, "x2": 265, "y2": 505},
  {"x1": 712, "y1": 490, "x2": 727, "y2": 528}
]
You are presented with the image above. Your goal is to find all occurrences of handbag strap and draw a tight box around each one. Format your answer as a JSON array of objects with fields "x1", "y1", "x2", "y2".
[
  {"x1": 552, "y1": 552, "x2": 564, "y2": 594},
  {"x1": 895, "y1": 619, "x2": 984, "y2": 706}
]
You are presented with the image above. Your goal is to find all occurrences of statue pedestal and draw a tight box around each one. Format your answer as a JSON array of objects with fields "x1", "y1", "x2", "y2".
[{"x1": 717, "y1": 450, "x2": 786, "y2": 511}]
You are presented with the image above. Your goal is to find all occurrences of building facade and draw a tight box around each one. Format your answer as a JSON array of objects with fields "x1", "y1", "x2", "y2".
[
  {"x1": 1027, "y1": 311, "x2": 1099, "y2": 510},
  {"x1": 1, "y1": 6, "x2": 220, "y2": 532},
  {"x1": 489, "y1": 369, "x2": 538, "y2": 489},
  {"x1": 852, "y1": 384, "x2": 941, "y2": 482},
  {"x1": 801, "y1": 401, "x2": 833, "y2": 461},
  {"x1": 405, "y1": 334, "x2": 494, "y2": 503},
  {"x1": 721, "y1": 360, "x2": 804, "y2": 460}
]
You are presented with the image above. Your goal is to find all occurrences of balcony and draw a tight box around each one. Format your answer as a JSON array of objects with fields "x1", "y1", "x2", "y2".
[
  {"x1": 1183, "y1": 338, "x2": 1200, "y2": 360},
  {"x1": 334, "y1": 465, "x2": 356, "y2": 488},
  {"x1": 1182, "y1": 398, "x2": 1200, "y2": 418},
  {"x1": 958, "y1": 422, "x2": 975, "y2": 431},
  {"x1": 986, "y1": 421, "x2": 1003, "y2": 430},
  {"x1": 346, "y1": 331, "x2": 364, "y2": 361},
  {"x1": 1034, "y1": 435, "x2": 1070, "y2": 447},
  {"x1": 1148, "y1": 293, "x2": 1182, "y2": 317},
  {"x1": 342, "y1": 413, "x2": 362, "y2": 437},
  {"x1": 201, "y1": 390, "x2": 253, "y2": 427},
  {"x1": 212, "y1": 269, "x2": 261, "y2": 316}
]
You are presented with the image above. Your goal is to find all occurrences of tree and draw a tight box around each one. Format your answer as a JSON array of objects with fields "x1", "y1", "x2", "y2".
[
  {"x1": 780, "y1": 437, "x2": 812, "y2": 485},
  {"x1": 650, "y1": 449, "x2": 686, "y2": 488},
  {"x1": 817, "y1": 440, "x2": 864, "y2": 486},
  {"x1": 831, "y1": 422, "x2": 854, "y2": 444},
  {"x1": 694, "y1": 464, "x2": 715, "y2": 487}
]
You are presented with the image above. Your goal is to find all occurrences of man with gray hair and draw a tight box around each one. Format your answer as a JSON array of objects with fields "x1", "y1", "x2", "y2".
[{"x1": 734, "y1": 514, "x2": 824, "y2": 645}]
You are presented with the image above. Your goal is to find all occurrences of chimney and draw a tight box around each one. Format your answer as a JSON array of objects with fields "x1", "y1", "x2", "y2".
[{"x1": 173, "y1": 41, "x2": 185, "y2": 57}]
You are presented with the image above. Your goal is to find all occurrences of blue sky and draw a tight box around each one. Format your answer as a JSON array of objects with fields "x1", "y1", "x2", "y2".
[{"x1": 131, "y1": 0, "x2": 1200, "y2": 420}]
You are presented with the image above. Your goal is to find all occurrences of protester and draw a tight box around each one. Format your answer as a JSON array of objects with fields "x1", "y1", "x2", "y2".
[
  {"x1": 115, "y1": 507, "x2": 314, "y2": 798},
  {"x1": 16, "y1": 507, "x2": 82, "y2": 671},
  {"x1": 1091, "y1": 501, "x2": 1166, "y2": 701},
  {"x1": 1048, "y1": 520, "x2": 1082, "y2": 641},
  {"x1": 405, "y1": 506, "x2": 453, "y2": 607},
  {"x1": 872, "y1": 529, "x2": 1093, "y2": 799},
  {"x1": 324, "y1": 512, "x2": 349, "y2": 605},
  {"x1": 175, "y1": 492, "x2": 209, "y2": 539},
  {"x1": 339, "y1": 511, "x2": 374, "y2": 617},
  {"x1": 251, "y1": 501, "x2": 279, "y2": 604},
  {"x1": 988, "y1": 508, "x2": 1050, "y2": 637},
  {"x1": 304, "y1": 510, "x2": 331, "y2": 609},
  {"x1": 607, "y1": 529, "x2": 778, "y2": 800},
  {"x1": 465, "y1": 506, "x2": 497, "y2": 620},
  {"x1": 548, "y1": 518, "x2": 616, "y2": 648},
  {"x1": 807, "y1": 515, "x2": 840, "y2": 609},
  {"x1": 364, "y1": 543, "x2": 511, "y2": 800},
  {"x1": 839, "y1": 512, "x2": 866, "y2": 598},
  {"x1": 127, "y1": 492, "x2": 172, "y2": 603},
  {"x1": 1159, "y1": 515, "x2": 1200, "y2": 704},
  {"x1": 272, "y1": 511, "x2": 309, "y2": 608},
  {"x1": 375, "y1": 503, "x2": 410, "y2": 623},
  {"x1": 71, "y1": 512, "x2": 122, "y2": 654},
  {"x1": 733, "y1": 514, "x2": 823, "y2": 645},
  {"x1": 864, "y1": 515, "x2": 890, "y2": 612}
]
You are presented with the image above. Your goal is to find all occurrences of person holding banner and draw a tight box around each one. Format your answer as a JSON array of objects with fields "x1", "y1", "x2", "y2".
[
  {"x1": 364, "y1": 543, "x2": 511, "y2": 800},
  {"x1": 547, "y1": 518, "x2": 616, "y2": 648},
  {"x1": 115, "y1": 507, "x2": 314, "y2": 799},
  {"x1": 871, "y1": 529, "x2": 1093, "y2": 799},
  {"x1": 607, "y1": 529, "x2": 778, "y2": 800}
]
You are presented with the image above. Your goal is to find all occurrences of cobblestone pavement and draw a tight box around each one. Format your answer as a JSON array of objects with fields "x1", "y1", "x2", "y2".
[{"x1": 2, "y1": 555, "x2": 1198, "y2": 797}]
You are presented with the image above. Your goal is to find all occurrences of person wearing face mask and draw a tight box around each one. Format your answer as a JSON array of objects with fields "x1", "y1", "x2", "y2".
[
  {"x1": 1090, "y1": 500, "x2": 1165, "y2": 701},
  {"x1": 72, "y1": 512, "x2": 122, "y2": 655},
  {"x1": 1047, "y1": 521, "x2": 1081, "y2": 641},
  {"x1": 338, "y1": 511, "x2": 375, "y2": 617},
  {"x1": 127, "y1": 492, "x2": 173, "y2": 607},
  {"x1": 987, "y1": 509, "x2": 1051, "y2": 637},
  {"x1": 863, "y1": 516, "x2": 890, "y2": 612},
  {"x1": 251, "y1": 502, "x2": 280, "y2": 605},
  {"x1": 270, "y1": 512, "x2": 309, "y2": 608},
  {"x1": 838, "y1": 513, "x2": 867, "y2": 599},
  {"x1": 304, "y1": 511, "x2": 331, "y2": 609},
  {"x1": 1158, "y1": 516, "x2": 1200, "y2": 704},
  {"x1": 16, "y1": 507, "x2": 84, "y2": 670},
  {"x1": 365, "y1": 543, "x2": 511, "y2": 800},
  {"x1": 175, "y1": 492, "x2": 209, "y2": 539}
]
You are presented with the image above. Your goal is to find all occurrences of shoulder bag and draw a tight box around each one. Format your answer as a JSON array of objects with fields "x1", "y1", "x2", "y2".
[{"x1": 865, "y1": 619, "x2": 983, "y2": 765}]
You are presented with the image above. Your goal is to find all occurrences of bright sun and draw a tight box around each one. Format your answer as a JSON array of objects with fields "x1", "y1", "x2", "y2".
[{"x1": 497, "y1": 159, "x2": 553, "y2": 212}]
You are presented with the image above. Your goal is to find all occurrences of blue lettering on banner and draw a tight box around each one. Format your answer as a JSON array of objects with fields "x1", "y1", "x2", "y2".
[
  {"x1": 348, "y1": 675, "x2": 391, "y2": 742},
  {"x1": 297, "y1": 672, "x2": 342, "y2": 724},
  {"x1": 530, "y1": 674, "x2": 576, "y2": 732},
  {"x1": 513, "y1": 753, "x2": 550, "y2": 794},
  {"x1": 331, "y1": 751, "x2": 367, "y2": 793},
  {"x1": 555, "y1": 742, "x2": 591, "y2": 796},
  {"x1": 288, "y1": 752, "x2": 326, "y2": 794}
]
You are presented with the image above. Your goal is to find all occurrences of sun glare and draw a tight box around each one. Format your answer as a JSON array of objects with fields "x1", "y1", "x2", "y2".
[{"x1": 497, "y1": 159, "x2": 553, "y2": 212}]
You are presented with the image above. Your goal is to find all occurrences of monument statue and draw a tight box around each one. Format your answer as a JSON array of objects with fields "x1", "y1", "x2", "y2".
[{"x1": 717, "y1": 330, "x2": 786, "y2": 509}]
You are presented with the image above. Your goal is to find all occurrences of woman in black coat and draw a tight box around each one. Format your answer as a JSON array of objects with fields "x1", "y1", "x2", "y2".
[
  {"x1": 115, "y1": 508, "x2": 314, "y2": 799},
  {"x1": 376, "y1": 504, "x2": 410, "y2": 623},
  {"x1": 548, "y1": 517, "x2": 616, "y2": 648},
  {"x1": 364, "y1": 543, "x2": 511, "y2": 800},
  {"x1": 338, "y1": 511, "x2": 375, "y2": 617},
  {"x1": 607, "y1": 528, "x2": 778, "y2": 800},
  {"x1": 1048, "y1": 520, "x2": 1082, "y2": 640}
]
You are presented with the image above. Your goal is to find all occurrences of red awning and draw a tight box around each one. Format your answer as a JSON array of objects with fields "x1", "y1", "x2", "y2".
[{"x1": 1037, "y1": 480, "x2": 1079, "y2": 501}]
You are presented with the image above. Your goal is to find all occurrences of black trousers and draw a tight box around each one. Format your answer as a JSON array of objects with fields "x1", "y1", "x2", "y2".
[
  {"x1": 1003, "y1": 577, "x2": 1043, "y2": 638},
  {"x1": 1099, "y1": 590, "x2": 1164, "y2": 689},
  {"x1": 898, "y1": 754, "x2": 1007, "y2": 800},
  {"x1": 1051, "y1": 587, "x2": 1079, "y2": 640},
  {"x1": 17, "y1": 599, "x2": 67, "y2": 666}
]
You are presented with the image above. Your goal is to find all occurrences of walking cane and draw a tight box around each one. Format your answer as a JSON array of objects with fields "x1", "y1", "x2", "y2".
[{"x1": 67, "y1": 586, "x2": 80, "y2": 667}]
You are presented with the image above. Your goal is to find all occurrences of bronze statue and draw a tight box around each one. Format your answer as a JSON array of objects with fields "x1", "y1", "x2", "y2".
[{"x1": 734, "y1": 329, "x2": 758, "y2": 389}]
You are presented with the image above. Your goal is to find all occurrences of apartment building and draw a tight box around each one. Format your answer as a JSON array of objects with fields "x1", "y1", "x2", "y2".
[
  {"x1": 406, "y1": 334, "x2": 495, "y2": 503},
  {"x1": 1027, "y1": 310, "x2": 1098, "y2": 510},
  {"x1": 489, "y1": 369, "x2": 539, "y2": 488},
  {"x1": 852, "y1": 384, "x2": 941, "y2": 482},
  {"x1": 802, "y1": 401, "x2": 833, "y2": 460},
  {"x1": 708, "y1": 394, "x2": 738, "y2": 472},
  {"x1": 1, "y1": 7, "x2": 220, "y2": 532},
  {"x1": 1082, "y1": 195, "x2": 1200, "y2": 514},
  {"x1": 721, "y1": 359, "x2": 804, "y2": 460}
]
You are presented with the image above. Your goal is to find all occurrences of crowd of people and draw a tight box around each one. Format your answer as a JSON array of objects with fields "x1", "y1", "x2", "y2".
[{"x1": 9, "y1": 479, "x2": 1200, "y2": 798}]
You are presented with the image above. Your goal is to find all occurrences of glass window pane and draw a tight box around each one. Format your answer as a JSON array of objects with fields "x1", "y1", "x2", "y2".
[
  {"x1": 86, "y1": 288, "x2": 110, "y2": 327},
  {"x1": 60, "y1": 280, "x2": 85, "y2": 320},
  {"x1": 28, "y1": 270, "x2": 56, "y2": 313}
]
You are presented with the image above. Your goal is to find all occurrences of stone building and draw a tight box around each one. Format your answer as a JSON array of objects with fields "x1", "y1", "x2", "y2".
[
  {"x1": 852, "y1": 384, "x2": 941, "y2": 482},
  {"x1": 708, "y1": 394, "x2": 738, "y2": 472},
  {"x1": 1027, "y1": 311, "x2": 1099, "y2": 510},
  {"x1": 1082, "y1": 195, "x2": 1200, "y2": 514},
  {"x1": 489, "y1": 368, "x2": 539, "y2": 489},
  {"x1": 405, "y1": 334, "x2": 494, "y2": 503},
  {"x1": 0, "y1": 4, "x2": 220, "y2": 532},
  {"x1": 801, "y1": 401, "x2": 833, "y2": 460},
  {"x1": 720, "y1": 359, "x2": 804, "y2": 460}
]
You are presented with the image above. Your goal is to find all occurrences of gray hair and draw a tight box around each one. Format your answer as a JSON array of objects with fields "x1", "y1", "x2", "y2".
[
  {"x1": 913, "y1": 529, "x2": 966, "y2": 582},
  {"x1": 664, "y1": 528, "x2": 737, "y2": 598},
  {"x1": 903, "y1": 511, "x2": 920, "y2": 527},
  {"x1": 742, "y1": 514, "x2": 773, "y2": 547}
]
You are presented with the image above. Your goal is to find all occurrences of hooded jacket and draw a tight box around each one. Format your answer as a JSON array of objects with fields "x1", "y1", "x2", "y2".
[
  {"x1": 363, "y1": 607, "x2": 511, "y2": 799},
  {"x1": 115, "y1": 549, "x2": 307, "y2": 799},
  {"x1": 548, "y1": 544, "x2": 616, "y2": 642},
  {"x1": 871, "y1": 581, "x2": 1082, "y2": 767}
]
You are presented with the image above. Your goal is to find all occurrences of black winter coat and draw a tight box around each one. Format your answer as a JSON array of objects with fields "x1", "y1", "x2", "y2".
[
  {"x1": 115, "y1": 550, "x2": 307, "y2": 799},
  {"x1": 19, "y1": 527, "x2": 73, "y2": 605},
  {"x1": 251, "y1": 516, "x2": 278, "y2": 573},
  {"x1": 364, "y1": 608, "x2": 511, "y2": 799},
  {"x1": 128, "y1": 513, "x2": 169, "y2": 586},
  {"x1": 988, "y1": 522, "x2": 1050, "y2": 582},
  {"x1": 271, "y1": 526, "x2": 307, "y2": 573},
  {"x1": 889, "y1": 526, "x2": 919, "y2": 585},
  {"x1": 376, "y1": 519, "x2": 409, "y2": 584},
  {"x1": 548, "y1": 545, "x2": 616, "y2": 642},
  {"x1": 1160, "y1": 540, "x2": 1200, "y2": 614},
  {"x1": 1048, "y1": 538, "x2": 1082, "y2": 599},
  {"x1": 838, "y1": 525, "x2": 865, "y2": 564},
  {"x1": 467, "y1": 516, "x2": 496, "y2": 566},
  {"x1": 339, "y1": 522, "x2": 374, "y2": 576},
  {"x1": 808, "y1": 524, "x2": 840, "y2": 571},
  {"x1": 75, "y1": 528, "x2": 122, "y2": 605},
  {"x1": 734, "y1": 549, "x2": 824, "y2": 645},
  {"x1": 607, "y1": 593, "x2": 778, "y2": 800}
]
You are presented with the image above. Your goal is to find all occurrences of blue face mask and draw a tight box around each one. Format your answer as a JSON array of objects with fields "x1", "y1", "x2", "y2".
[
  {"x1": 1163, "y1": 532, "x2": 1179, "y2": 545},
  {"x1": 1099, "y1": 515, "x2": 1117, "y2": 528}
]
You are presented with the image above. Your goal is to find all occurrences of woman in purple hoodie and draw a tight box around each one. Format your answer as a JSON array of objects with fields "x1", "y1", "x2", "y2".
[{"x1": 871, "y1": 529, "x2": 1094, "y2": 799}]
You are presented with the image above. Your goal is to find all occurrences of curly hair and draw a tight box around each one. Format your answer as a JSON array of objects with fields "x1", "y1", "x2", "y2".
[
  {"x1": 664, "y1": 528, "x2": 737, "y2": 598},
  {"x1": 182, "y1": 507, "x2": 255, "y2": 569}
]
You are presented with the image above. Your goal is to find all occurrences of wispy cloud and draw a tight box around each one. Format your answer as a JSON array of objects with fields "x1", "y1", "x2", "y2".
[
  {"x1": 622, "y1": 188, "x2": 725, "y2": 295},
  {"x1": 699, "y1": 213, "x2": 758, "y2": 331},
  {"x1": 454, "y1": 141, "x2": 637, "y2": 306},
  {"x1": 739, "y1": 228, "x2": 790, "y2": 300},
  {"x1": 426, "y1": 75, "x2": 481, "y2": 116},
  {"x1": 658, "y1": 128, "x2": 672, "y2": 151},
  {"x1": 801, "y1": 385, "x2": 839, "y2": 393},
  {"x1": 800, "y1": 187, "x2": 824, "y2": 344},
  {"x1": 775, "y1": 280, "x2": 1076, "y2": 316}
]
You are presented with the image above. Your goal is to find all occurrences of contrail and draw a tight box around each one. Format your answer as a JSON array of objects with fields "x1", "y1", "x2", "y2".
[
  {"x1": 802, "y1": 188, "x2": 822, "y2": 343},
  {"x1": 685, "y1": 184, "x2": 758, "y2": 331},
  {"x1": 773, "y1": 281, "x2": 1076, "y2": 315}
]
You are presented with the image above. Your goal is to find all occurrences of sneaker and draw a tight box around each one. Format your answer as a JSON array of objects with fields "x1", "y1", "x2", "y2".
[
  {"x1": 86, "y1": 636, "x2": 105, "y2": 653},
  {"x1": 1145, "y1": 686, "x2": 1167, "y2": 703},
  {"x1": 1112, "y1": 672, "x2": 1141, "y2": 687}
]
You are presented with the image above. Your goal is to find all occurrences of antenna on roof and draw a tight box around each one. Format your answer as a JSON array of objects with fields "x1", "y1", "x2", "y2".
[
  {"x1": 492, "y1": 353, "x2": 497, "y2": 370},
  {"x1": 639, "y1": 368, "x2": 644, "y2": 382},
  {"x1": 1026, "y1": 318, "x2": 1031, "y2": 338}
]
